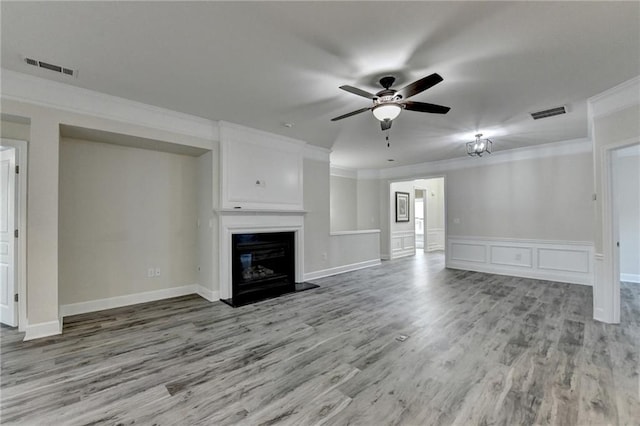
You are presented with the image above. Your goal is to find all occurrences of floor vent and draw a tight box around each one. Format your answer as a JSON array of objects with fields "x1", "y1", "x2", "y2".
[
  {"x1": 24, "y1": 57, "x2": 77, "y2": 77},
  {"x1": 530, "y1": 106, "x2": 566, "y2": 120}
]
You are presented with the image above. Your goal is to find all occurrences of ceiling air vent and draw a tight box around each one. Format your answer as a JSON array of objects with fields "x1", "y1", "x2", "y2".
[
  {"x1": 23, "y1": 57, "x2": 77, "y2": 78},
  {"x1": 530, "y1": 106, "x2": 567, "y2": 120}
]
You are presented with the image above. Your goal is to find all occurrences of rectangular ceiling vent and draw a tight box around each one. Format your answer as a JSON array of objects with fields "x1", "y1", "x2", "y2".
[
  {"x1": 23, "y1": 57, "x2": 77, "y2": 78},
  {"x1": 530, "y1": 106, "x2": 567, "y2": 120}
]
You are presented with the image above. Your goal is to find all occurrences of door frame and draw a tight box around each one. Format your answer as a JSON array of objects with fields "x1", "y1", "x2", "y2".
[
  {"x1": 599, "y1": 138, "x2": 639, "y2": 324},
  {"x1": 1, "y1": 139, "x2": 27, "y2": 331}
]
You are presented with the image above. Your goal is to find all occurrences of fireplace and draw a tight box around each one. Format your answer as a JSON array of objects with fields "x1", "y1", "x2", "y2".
[
  {"x1": 224, "y1": 232, "x2": 295, "y2": 306},
  {"x1": 217, "y1": 210, "x2": 305, "y2": 303}
]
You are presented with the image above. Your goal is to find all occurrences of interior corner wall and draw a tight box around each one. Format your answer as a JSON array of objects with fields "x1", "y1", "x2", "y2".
[
  {"x1": 58, "y1": 138, "x2": 199, "y2": 305},
  {"x1": 330, "y1": 175, "x2": 357, "y2": 232},
  {"x1": 197, "y1": 150, "x2": 215, "y2": 293},
  {"x1": 304, "y1": 158, "x2": 331, "y2": 273},
  {"x1": 445, "y1": 152, "x2": 594, "y2": 241}
]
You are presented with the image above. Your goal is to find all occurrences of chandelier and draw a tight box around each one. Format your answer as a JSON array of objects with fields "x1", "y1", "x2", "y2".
[{"x1": 466, "y1": 133, "x2": 492, "y2": 157}]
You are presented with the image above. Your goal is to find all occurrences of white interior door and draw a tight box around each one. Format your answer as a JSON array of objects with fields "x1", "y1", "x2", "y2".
[{"x1": 0, "y1": 148, "x2": 17, "y2": 326}]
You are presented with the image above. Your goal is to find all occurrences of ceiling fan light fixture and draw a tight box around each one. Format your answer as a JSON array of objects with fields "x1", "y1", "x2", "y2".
[{"x1": 372, "y1": 103, "x2": 402, "y2": 122}]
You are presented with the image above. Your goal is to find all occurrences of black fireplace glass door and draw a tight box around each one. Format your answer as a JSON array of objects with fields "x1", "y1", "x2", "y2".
[{"x1": 231, "y1": 232, "x2": 295, "y2": 305}]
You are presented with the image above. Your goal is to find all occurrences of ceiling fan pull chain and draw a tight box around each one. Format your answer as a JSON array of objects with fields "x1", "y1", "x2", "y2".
[{"x1": 386, "y1": 132, "x2": 390, "y2": 148}]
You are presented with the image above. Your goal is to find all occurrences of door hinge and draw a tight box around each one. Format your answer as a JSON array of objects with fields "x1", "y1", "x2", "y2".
[
  {"x1": 15, "y1": 165, "x2": 19, "y2": 174},
  {"x1": 14, "y1": 294, "x2": 18, "y2": 302},
  {"x1": 14, "y1": 229, "x2": 18, "y2": 238}
]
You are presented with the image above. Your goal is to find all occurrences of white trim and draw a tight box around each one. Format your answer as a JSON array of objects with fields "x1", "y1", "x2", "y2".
[
  {"x1": 330, "y1": 229, "x2": 380, "y2": 236},
  {"x1": 621, "y1": 273, "x2": 640, "y2": 284},
  {"x1": 0, "y1": 138, "x2": 28, "y2": 332},
  {"x1": 330, "y1": 165, "x2": 358, "y2": 179},
  {"x1": 218, "y1": 213, "x2": 305, "y2": 300},
  {"x1": 305, "y1": 144, "x2": 331, "y2": 162},
  {"x1": 196, "y1": 285, "x2": 220, "y2": 302},
  {"x1": 304, "y1": 259, "x2": 381, "y2": 281},
  {"x1": 23, "y1": 319, "x2": 62, "y2": 341},
  {"x1": 588, "y1": 75, "x2": 640, "y2": 120},
  {"x1": 1, "y1": 69, "x2": 219, "y2": 141},
  {"x1": 446, "y1": 237, "x2": 594, "y2": 286},
  {"x1": 356, "y1": 138, "x2": 591, "y2": 180},
  {"x1": 59, "y1": 284, "x2": 200, "y2": 317}
]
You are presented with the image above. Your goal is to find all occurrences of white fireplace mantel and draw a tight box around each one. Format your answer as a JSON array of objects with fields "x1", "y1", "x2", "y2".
[{"x1": 216, "y1": 210, "x2": 305, "y2": 300}]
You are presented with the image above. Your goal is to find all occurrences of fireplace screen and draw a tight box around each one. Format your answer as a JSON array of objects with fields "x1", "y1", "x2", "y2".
[{"x1": 230, "y1": 232, "x2": 295, "y2": 306}]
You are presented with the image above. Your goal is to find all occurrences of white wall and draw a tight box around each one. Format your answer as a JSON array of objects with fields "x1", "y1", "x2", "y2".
[
  {"x1": 356, "y1": 178, "x2": 380, "y2": 230},
  {"x1": 58, "y1": 138, "x2": 199, "y2": 305},
  {"x1": 614, "y1": 148, "x2": 640, "y2": 282},
  {"x1": 196, "y1": 150, "x2": 216, "y2": 295},
  {"x1": 304, "y1": 159, "x2": 331, "y2": 274},
  {"x1": 446, "y1": 153, "x2": 593, "y2": 241},
  {"x1": 330, "y1": 175, "x2": 357, "y2": 232},
  {"x1": 1, "y1": 120, "x2": 30, "y2": 141}
]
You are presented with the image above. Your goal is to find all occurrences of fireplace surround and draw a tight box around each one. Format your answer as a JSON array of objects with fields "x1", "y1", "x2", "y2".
[{"x1": 217, "y1": 210, "x2": 305, "y2": 303}]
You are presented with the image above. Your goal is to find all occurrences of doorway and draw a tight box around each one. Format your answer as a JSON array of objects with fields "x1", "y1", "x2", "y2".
[
  {"x1": 414, "y1": 177, "x2": 445, "y2": 254},
  {"x1": 0, "y1": 139, "x2": 27, "y2": 330},
  {"x1": 597, "y1": 140, "x2": 639, "y2": 324},
  {"x1": 613, "y1": 144, "x2": 640, "y2": 319}
]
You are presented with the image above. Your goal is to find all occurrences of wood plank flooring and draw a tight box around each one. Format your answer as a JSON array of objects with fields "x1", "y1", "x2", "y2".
[{"x1": 1, "y1": 252, "x2": 639, "y2": 425}]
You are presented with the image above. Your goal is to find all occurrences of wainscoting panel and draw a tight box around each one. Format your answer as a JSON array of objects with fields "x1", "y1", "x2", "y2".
[
  {"x1": 426, "y1": 228, "x2": 445, "y2": 252},
  {"x1": 391, "y1": 231, "x2": 415, "y2": 259},
  {"x1": 447, "y1": 237, "x2": 594, "y2": 286},
  {"x1": 490, "y1": 246, "x2": 533, "y2": 268},
  {"x1": 450, "y1": 242, "x2": 486, "y2": 263}
]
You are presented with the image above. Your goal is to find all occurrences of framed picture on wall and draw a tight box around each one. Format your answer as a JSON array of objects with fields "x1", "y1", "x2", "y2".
[{"x1": 395, "y1": 192, "x2": 410, "y2": 222}]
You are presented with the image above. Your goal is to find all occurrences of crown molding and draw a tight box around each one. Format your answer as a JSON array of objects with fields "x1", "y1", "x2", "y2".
[
  {"x1": 304, "y1": 144, "x2": 331, "y2": 162},
  {"x1": 588, "y1": 75, "x2": 640, "y2": 120},
  {"x1": 330, "y1": 165, "x2": 357, "y2": 178},
  {"x1": 356, "y1": 138, "x2": 592, "y2": 180},
  {"x1": 1, "y1": 69, "x2": 219, "y2": 141}
]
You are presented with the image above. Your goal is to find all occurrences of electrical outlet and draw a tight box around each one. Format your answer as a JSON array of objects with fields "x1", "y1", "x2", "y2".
[
  {"x1": 147, "y1": 268, "x2": 154, "y2": 278},
  {"x1": 155, "y1": 268, "x2": 161, "y2": 277}
]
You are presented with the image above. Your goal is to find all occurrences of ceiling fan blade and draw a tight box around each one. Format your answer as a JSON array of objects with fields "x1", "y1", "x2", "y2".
[
  {"x1": 330, "y1": 107, "x2": 372, "y2": 121},
  {"x1": 402, "y1": 101, "x2": 450, "y2": 114},
  {"x1": 397, "y1": 73, "x2": 443, "y2": 99},
  {"x1": 339, "y1": 85, "x2": 377, "y2": 99},
  {"x1": 381, "y1": 120, "x2": 392, "y2": 131}
]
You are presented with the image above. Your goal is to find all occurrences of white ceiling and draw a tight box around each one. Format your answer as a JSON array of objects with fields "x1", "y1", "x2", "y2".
[{"x1": 2, "y1": 1, "x2": 639, "y2": 169}]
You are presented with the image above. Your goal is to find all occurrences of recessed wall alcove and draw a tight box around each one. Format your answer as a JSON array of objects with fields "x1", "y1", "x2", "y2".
[{"x1": 58, "y1": 124, "x2": 215, "y2": 316}]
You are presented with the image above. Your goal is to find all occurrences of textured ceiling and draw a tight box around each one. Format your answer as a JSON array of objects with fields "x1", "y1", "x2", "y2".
[{"x1": 2, "y1": 1, "x2": 639, "y2": 169}]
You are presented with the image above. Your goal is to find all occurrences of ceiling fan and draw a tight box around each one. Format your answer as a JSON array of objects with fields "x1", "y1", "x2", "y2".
[{"x1": 331, "y1": 73, "x2": 450, "y2": 131}]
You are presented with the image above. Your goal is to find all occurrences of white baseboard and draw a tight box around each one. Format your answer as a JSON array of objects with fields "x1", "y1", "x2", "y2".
[
  {"x1": 621, "y1": 273, "x2": 640, "y2": 283},
  {"x1": 60, "y1": 284, "x2": 202, "y2": 317},
  {"x1": 196, "y1": 285, "x2": 220, "y2": 301},
  {"x1": 24, "y1": 319, "x2": 62, "y2": 341},
  {"x1": 447, "y1": 236, "x2": 594, "y2": 286},
  {"x1": 304, "y1": 259, "x2": 381, "y2": 281}
]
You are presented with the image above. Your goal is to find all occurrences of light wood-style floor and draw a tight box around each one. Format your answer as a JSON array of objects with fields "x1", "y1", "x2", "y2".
[{"x1": 2, "y1": 252, "x2": 639, "y2": 425}]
